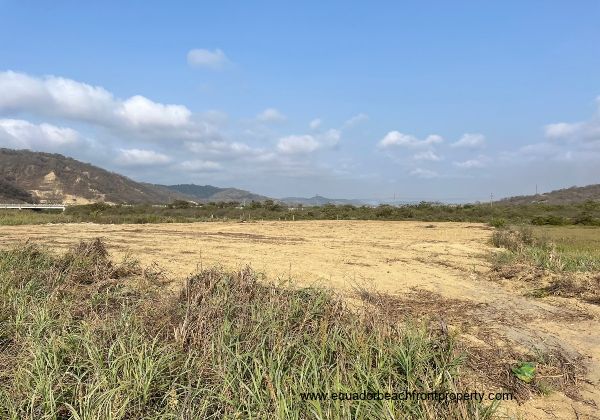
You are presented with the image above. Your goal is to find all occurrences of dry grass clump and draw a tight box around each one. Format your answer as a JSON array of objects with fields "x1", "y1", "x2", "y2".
[
  {"x1": 491, "y1": 226, "x2": 535, "y2": 251},
  {"x1": 538, "y1": 274, "x2": 600, "y2": 305},
  {"x1": 0, "y1": 239, "x2": 497, "y2": 419}
]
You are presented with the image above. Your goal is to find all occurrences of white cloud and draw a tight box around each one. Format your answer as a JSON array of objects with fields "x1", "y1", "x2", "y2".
[
  {"x1": 309, "y1": 118, "x2": 322, "y2": 130},
  {"x1": 451, "y1": 133, "x2": 485, "y2": 148},
  {"x1": 343, "y1": 113, "x2": 368, "y2": 128},
  {"x1": 187, "y1": 49, "x2": 229, "y2": 70},
  {"x1": 378, "y1": 131, "x2": 443, "y2": 148},
  {"x1": 277, "y1": 135, "x2": 320, "y2": 154},
  {"x1": 544, "y1": 98, "x2": 600, "y2": 143},
  {"x1": 410, "y1": 168, "x2": 438, "y2": 178},
  {"x1": 321, "y1": 129, "x2": 341, "y2": 147},
  {"x1": 0, "y1": 71, "x2": 198, "y2": 139},
  {"x1": 0, "y1": 71, "x2": 115, "y2": 124},
  {"x1": 115, "y1": 148, "x2": 172, "y2": 166},
  {"x1": 256, "y1": 108, "x2": 286, "y2": 123},
  {"x1": 275, "y1": 129, "x2": 342, "y2": 155},
  {"x1": 117, "y1": 95, "x2": 191, "y2": 129},
  {"x1": 180, "y1": 159, "x2": 222, "y2": 172},
  {"x1": 413, "y1": 150, "x2": 442, "y2": 161},
  {"x1": 544, "y1": 122, "x2": 582, "y2": 139},
  {"x1": 0, "y1": 119, "x2": 81, "y2": 149}
]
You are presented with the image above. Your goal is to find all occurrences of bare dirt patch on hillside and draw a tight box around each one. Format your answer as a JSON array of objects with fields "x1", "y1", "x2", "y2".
[{"x1": 0, "y1": 220, "x2": 598, "y2": 419}]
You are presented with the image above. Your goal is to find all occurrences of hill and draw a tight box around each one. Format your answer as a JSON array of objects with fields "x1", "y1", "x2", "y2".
[
  {"x1": 0, "y1": 148, "x2": 269, "y2": 205},
  {"x1": 0, "y1": 179, "x2": 37, "y2": 203},
  {"x1": 162, "y1": 184, "x2": 269, "y2": 203},
  {"x1": 0, "y1": 148, "x2": 190, "y2": 204},
  {"x1": 499, "y1": 184, "x2": 600, "y2": 205}
]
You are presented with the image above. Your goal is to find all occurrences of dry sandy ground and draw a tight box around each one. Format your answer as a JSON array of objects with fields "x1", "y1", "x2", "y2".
[{"x1": 0, "y1": 220, "x2": 598, "y2": 419}]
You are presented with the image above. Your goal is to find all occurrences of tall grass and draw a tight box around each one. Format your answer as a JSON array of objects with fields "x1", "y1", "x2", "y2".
[{"x1": 0, "y1": 240, "x2": 496, "y2": 419}]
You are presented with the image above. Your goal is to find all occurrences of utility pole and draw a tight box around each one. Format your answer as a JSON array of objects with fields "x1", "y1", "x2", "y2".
[
  {"x1": 535, "y1": 184, "x2": 538, "y2": 195},
  {"x1": 490, "y1": 193, "x2": 493, "y2": 208}
]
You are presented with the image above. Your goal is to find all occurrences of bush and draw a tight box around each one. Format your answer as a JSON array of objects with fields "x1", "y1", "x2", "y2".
[
  {"x1": 531, "y1": 215, "x2": 567, "y2": 226},
  {"x1": 168, "y1": 200, "x2": 193, "y2": 209},
  {"x1": 490, "y1": 218, "x2": 507, "y2": 228},
  {"x1": 573, "y1": 213, "x2": 600, "y2": 226}
]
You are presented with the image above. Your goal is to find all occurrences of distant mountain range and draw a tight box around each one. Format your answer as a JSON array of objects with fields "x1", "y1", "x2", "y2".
[
  {"x1": 1, "y1": 148, "x2": 599, "y2": 206},
  {"x1": 279, "y1": 195, "x2": 365, "y2": 206},
  {"x1": 498, "y1": 184, "x2": 600, "y2": 205}
]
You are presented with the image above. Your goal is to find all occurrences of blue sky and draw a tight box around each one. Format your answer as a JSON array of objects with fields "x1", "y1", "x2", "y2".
[{"x1": 1, "y1": 1, "x2": 599, "y2": 201}]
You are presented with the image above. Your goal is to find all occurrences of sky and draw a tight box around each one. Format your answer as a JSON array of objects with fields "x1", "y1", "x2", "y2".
[{"x1": 0, "y1": 1, "x2": 599, "y2": 202}]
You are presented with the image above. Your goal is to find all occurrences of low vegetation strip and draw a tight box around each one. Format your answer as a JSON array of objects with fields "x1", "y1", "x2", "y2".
[
  {"x1": 0, "y1": 240, "x2": 497, "y2": 419},
  {"x1": 0, "y1": 199, "x2": 599, "y2": 226}
]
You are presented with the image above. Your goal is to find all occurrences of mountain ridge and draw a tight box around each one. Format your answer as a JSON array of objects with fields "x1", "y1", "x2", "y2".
[
  {"x1": 279, "y1": 195, "x2": 365, "y2": 206},
  {"x1": 160, "y1": 184, "x2": 269, "y2": 203},
  {"x1": 499, "y1": 184, "x2": 600, "y2": 205}
]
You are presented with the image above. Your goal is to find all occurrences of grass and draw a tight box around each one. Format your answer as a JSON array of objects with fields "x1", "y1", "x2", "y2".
[
  {"x1": 490, "y1": 225, "x2": 600, "y2": 304},
  {"x1": 0, "y1": 239, "x2": 497, "y2": 419},
  {"x1": 491, "y1": 225, "x2": 600, "y2": 272},
  {"x1": 531, "y1": 225, "x2": 600, "y2": 255}
]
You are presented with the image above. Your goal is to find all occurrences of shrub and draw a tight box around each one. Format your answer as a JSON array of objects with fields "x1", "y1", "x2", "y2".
[
  {"x1": 531, "y1": 215, "x2": 567, "y2": 226},
  {"x1": 490, "y1": 218, "x2": 507, "y2": 228},
  {"x1": 168, "y1": 200, "x2": 193, "y2": 209}
]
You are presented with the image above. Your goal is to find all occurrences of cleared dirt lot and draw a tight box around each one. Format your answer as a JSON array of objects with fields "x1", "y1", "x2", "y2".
[
  {"x1": 0, "y1": 220, "x2": 493, "y2": 295},
  {"x1": 0, "y1": 220, "x2": 598, "y2": 418}
]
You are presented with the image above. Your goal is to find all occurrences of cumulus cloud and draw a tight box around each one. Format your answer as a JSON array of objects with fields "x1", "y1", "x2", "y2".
[
  {"x1": 309, "y1": 118, "x2": 322, "y2": 130},
  {"x1": 0, "y1": 71, "x2": 116, "y2": 124},
  {"x1": 115, "y1": 148, "x2": 172, "y2": 166},
  {"x1": 378, "y1": 131, "x2": 443, "y2": 149},
  {"x1": 275, "y1": 128, "x2": 342, "y2": 155},
  {"x1": 544, "y1": 97, "x2": 600, "y2": 143},
  {"x1": 116, "y1": 95, "x2": 191, "y2": 129},
  {"x1": 179, "y1": 159, "x2": 222, "y2": 172},
  {"x1": 186, "y1": 49, "x2": 229, "y2": 70},
  {"x1": 277, "y1": 135, "x2": 320, "y2": 154},
  {"x1": 256, "y1": 108, "x2": 287, "y2": 123},
  {"x1": 0, "y1": 71, "x2": 202, "y2": 140},
  {"x1": 343, "y1": 113, "x2": 368, "y2": 128},
  {"x1": 410, "y1": 168, "x2": 438, "y2": 179},
  {"x1": 0, "y1": 119, "x2": 81, "y2": 149},
  {"x1": 451, "y1": 133, "x2": 485, "y2": 148}
]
